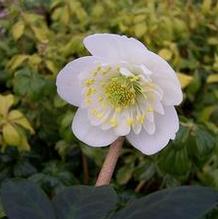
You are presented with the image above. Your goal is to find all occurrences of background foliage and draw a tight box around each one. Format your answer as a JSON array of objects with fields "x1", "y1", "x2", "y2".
[{"x1": 0, "y1": 0, "x2": 218, "y2": 217}]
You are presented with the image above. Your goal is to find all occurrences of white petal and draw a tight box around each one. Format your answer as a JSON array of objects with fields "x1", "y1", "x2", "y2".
[
  {"x1": 88, "y1": 107, "x2": 112, "y2": 126},
  {"x1": 83, "y1": 33, "x2": 148, "y2": 64},
  {"x1": 152, "y1": 98, "x2": 164, "y2": 115},
  {"x1": 127, "y1": 106, "x2": 179, "y2": 155},
  {"x1": 114, "y1": 111, "x2": 131, "y2": 136},
  {"x1": 120, "y1": 67, "x2": 134, "y2": 77},
  {"x1": 56, "y1": 56, "x2": 100, "y2": 107},
  {"x1": 72, "y1": 108, "x2": 118, "y2": 147},
  {"x1": 132, "y1": 123, "x2": 142, "y2": 135},
  {"x1": 143, "y1": 120, "x2": 155, "y2": 135},
  {"x1": 139, "y1": 64, "x2": 152, "y2": 75},
  {"x1": 144, "y1": 51, "x2": 183, "y2": 105},
  {"x1": 154, "y1": 77, "x2": 183, "y2": 106},
  {"x1": 146, "y1": 111, "x2": 154, "y2": 122}
]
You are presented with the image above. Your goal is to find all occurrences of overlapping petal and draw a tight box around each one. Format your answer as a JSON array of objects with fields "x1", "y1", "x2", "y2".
[
  {"x1": 144, "y1": 51, "x2": 183, "y2": 105},
  {"x1": 56, "y1": 56, "x2": 100, "y2": 106},
  {"x1": 72, "y1": 108, "x2": 118, "y2": 146},
  {"x1": 83, "y1": 33, "x2": 148, "y2": 64},
  {"x1": 127, "y1": 106, "x2": 179, "y2": 155},
  {"x1": 56, "y1": 33, "x2": 182, "y2": 155}
]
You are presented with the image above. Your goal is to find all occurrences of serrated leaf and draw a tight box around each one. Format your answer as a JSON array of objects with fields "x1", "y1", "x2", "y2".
[
  {"x1": 0, "y1": 94, "x2": 14, "y2": 117},
  {"x1": 177, "y1": 72, "x2": 193, "y2": 88},
  {"x1": 0, "y1": 180, "x2": 55, "y2": 219},
  {"x1": 114, "y1": 186, "x2": 218, "y2": 219},
  {"x1": 8, "y1": 110, "x2": 34, "y2": 134},
  {"x1": 53, "y1": 185, "x2": 118, "y2": 219},
  {"x1": 11, "y1": 21, "x2": 25, "y2": 40}
]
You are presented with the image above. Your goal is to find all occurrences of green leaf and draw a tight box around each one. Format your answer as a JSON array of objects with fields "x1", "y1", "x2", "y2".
[
  {"x1": 177, "y1": 73, "x2": 193, "y2": 89},
  {"x1": 13, "y1": 68, "x2": 47, "y2": 100},
  {"x1": 45, "y1": 60, "x2": 58, "y2": 75},
  {"x1": 114, "y1": 186, "x2": 218, "y2": 219},
  {"x1": 158, "y1": 49, "x2": 173, "y2": 61},
  {"x1": 0, "y1": 94, "x2": 14, "y2": 117},
  {"x1": 32, "y1": 26, "x2": 49, "y2": 43},
  {"x1": 195, "y1": 128, "x2": 215, "y2": 157},
  {"x1": 158, "y1": 146, "x2": 191, "y2": 176},
  {"x1": 207, "y1": 74, "x2": 218, "y2": 83},
  {"x1": 28, "y1": 54, "x2": 42, "y2": 66},
  {"x1": 2, "y1": 123, "x2": 21, "y2": 146},
  {"x1": 53, "y1": 185, "x2": 118, "y2": 219},
  {"x1": 13, "y1": 160, "x2": 37, "y2": 177},
  {"x1": 11, "y1": 21, "x2": 25, "y2": 40},
  {"x1": 8, "y1": 110, "x2": 34, "y2": 134},
  {"x1": 134, "y1": 23, "x2": 147, "y2": 38},
  {"x1": 0, "y1": 200, "x2": 5, "y2": 218},
  {"x1": 116, "y1": 164, "x2": 134, "y2": 185},
  {"x1": 199, "y1": 106, "x2": 218, "y2": 122},
  {"x1": 201, "y1": 0, "x2": 211, "y2": 13},
  {"x1": 0, "y1": 180, "x2": 55, "y2": 219},
  {"x1": 2, "y1": 122, "x2": 30, "y2": 151},
  {"x1": 7, "y1": 55, "x2": 29, "y2": 71}
]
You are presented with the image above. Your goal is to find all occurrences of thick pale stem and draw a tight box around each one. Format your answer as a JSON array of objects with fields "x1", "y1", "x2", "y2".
[{"x1": 95, "y1": 137, "x2": 124, "y2": 186}]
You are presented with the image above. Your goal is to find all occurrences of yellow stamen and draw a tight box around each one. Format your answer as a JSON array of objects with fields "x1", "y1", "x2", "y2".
[{"x1": 85, "y1": 79, "x2": 95, "y2": 86}]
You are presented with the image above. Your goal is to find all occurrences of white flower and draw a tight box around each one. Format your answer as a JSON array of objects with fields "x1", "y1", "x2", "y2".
[{"x1": 56, "y1": 34, "x2": 183, "y2": 155}]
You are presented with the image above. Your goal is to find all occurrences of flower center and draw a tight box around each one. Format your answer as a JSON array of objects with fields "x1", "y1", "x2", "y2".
[{"x1": 104, "y1": 75, "x2": 143, "y2": 108}]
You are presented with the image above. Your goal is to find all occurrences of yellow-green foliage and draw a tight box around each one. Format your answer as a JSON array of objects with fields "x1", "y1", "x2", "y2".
[{"x1": 0, "y1": 94, "x2": 34, "y2": 151}]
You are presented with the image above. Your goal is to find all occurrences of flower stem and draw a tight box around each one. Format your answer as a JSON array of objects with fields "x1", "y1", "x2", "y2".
[{"x1": 95, "y1": 137, "x2": 124, "y2": 186}]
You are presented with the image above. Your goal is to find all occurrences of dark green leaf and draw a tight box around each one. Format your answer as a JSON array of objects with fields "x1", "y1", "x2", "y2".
[
  {"x1": 113, "y1": 186, "x2": 218, "y2": 219},
  {"x1": 53, "y1": 185, "x2": 118, "y2": 219},
  {"x1": 0, "y1": 180, "x2": 55, "y2": 219},
  {"x1": 158, "y1": 146, "x2": 191, "y2": 176}
]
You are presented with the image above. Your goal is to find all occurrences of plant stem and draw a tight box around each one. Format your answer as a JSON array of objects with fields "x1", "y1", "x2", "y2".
[{"x1": 95, "y1": 137, "x2": 124, "y2": 186}]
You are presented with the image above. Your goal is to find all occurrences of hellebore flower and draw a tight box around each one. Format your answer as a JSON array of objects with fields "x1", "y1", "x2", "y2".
[{"x1": 56, "y1": 34, "x2": 182, "y2": 155}]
